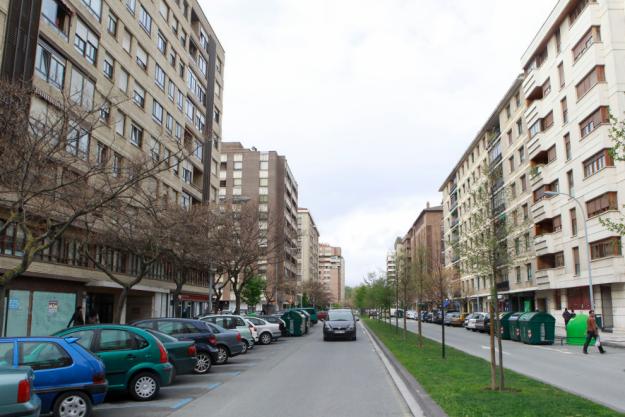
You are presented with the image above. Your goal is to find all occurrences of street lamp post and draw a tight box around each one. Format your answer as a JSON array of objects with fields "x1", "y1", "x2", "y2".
[{"x1": 544, "y1": 191, "x2": 595, "y2": 311}]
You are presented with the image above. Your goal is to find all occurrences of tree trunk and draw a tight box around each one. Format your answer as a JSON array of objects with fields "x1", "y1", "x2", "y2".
[
  {"x1": 172, "y1": 281, "x2": 184, "y2": 317},
  {"x1": 441, "y1": 304, "x2": 446, "y2": 359},
  {"x1": 495, "y1": 293, "x2": 505, "y2": 390},
  {"x1": 403, "y1": 306, "x2": 407, "y2": 340},
  {"x1": 233, "y1": 288, "x2": 242, "y2": 315},
  {"x1": 114, "y1": 287, "x2": 129, "y2": 324},
  {"x1": 417, "y1": 303, "x2": 423, "y2": 348},
  {"x1": 488, "y1": 293, "x2": 497, "y2": 390}
]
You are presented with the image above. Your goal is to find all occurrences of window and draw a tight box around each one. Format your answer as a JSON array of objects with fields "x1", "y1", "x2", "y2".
[
  {"x1": 518, "y1": 146, "x2": 525, "y2": 162},
  {"x1": 561, "y1": 98, "x2": 568, "y2": 124},
  {"x1": 195, "y1": 112, "x2": 205, "y2": 132},
  {"x1": 69, "y1": 68, "x2": 94, "y2": 109},
  {"x1": 100, "y1": 101, "x2": 110, "y2": 122},
  {"x1": 505, "y1": 104, "x2": 511, "y2": 119},
  {"x1": 169, "y1": 50, "x2": 177, "y2": 67},
  {"x1": 525, "y1": 233, "x2": 531, "y2": 251},
  {"x1": 514, "y1": 238, "x2": 520, "y2": 255},
  {"x1": 590, "y1": 237, "x2": 622, "y2": 260},
  {"x1": 216, "y1": 57, "x2": 222, "y2": 74},
  {"x1": 155, "y1": 64, "x2": 166, "y2": 89},
  {"x1": 66, "y1": 123, "x2": 90, "y2": 160},
  {"x1": 182, "y1": 160, "x2": 192, "y2": 184},
  {"x1": 543, "y1": 111, "x2": 554, "y2": 131},
  {"x1": 107, "y1": 13, "x2": 117, "y2": 36},
  {"x1": 546, "y1": 144, "x2": 557, "y2": 163},
  {"x1": 526, "y1": 263, "x2": 533, "y2": 281},
  {"x1": 35, "y1": 41, "x2": 65, "y2": 89},
  {"x1": 522, "y1": 203, "x2": 529, "y2": 220},
  {"x1": 157, "y1": 31, "x2": 167, "y2": 55},
  {"x1": 122, "y1": 30, "x2": 132, "y2": 54},
  {"x1": 515, "y1": 266, "x2": 521, "y2": 283},
  {"x1": 558, "y1": 62, "x2": 565, "y2": 88},
  {"x1": 185, "y1": 97, "x2": 195, "y2": 121},
  {"x1": 580, "y1": 106, "x2": 609, "y2": 138},
  {"x1": 567, "y1": 170, "x2": 575, "y2": 196},
  {"x1": 569, "y1": 0, "x2": 591, "y2": 25},
  {"x1": 508, "y1": 156, "x2": 514, "y2": 172},
  {"x1": 103, "y1": 51, "x2": 114, "y2": 79},
  {"x1": 176, "y1": 89, "x2": 183, "y2": 110},
  {"x1": 175, "y1": 122, "x2": 182, "y2": 140},
  {"x1": 112, "y1": 153, "x2": 122, "y2": 177},
  {"x1": 115, "y1": 111, "x2": 125, "y2": 136},
  {"x1": 41, "y1": 0, "x2": 69, "y2": 33},
  {"x1": 126, "y1": 0, "x2": 136, "y2": 14},
  {"x1": 136, "y1": 45, "x2": 148, "y2": 70},
  {"x1": 18, "y1": 342, "x2": 72, "y2": 370},
  {"x1": 180, "y1": 192, "x2": 191, "y2": 209},
  {"x1": 159, "y1": 0, "x2": 169, "y2": 20},
  {"x1": 133, "y1": 83, "x2": 145, "y2": 108},
  {"x1": 74, "y1": 19, "x2": 99, "y2": 64},
  {"x1": 139, "y1": 6, "x2": 152, "y2": 34},
  {"x1": 214, "y1": 108, "x2": 221, "y2": 124},
  {"x1": 152, "y1": 100, "x2": 163, "y2": 124},
  {"x1": 168, "y1": 80, "x2": 175, "y2": 101},
  {"x1": 81, "y1": 0, "x2": 101, "y2": 18},
  {"x1": 573, "y1": 26, "x2": 601, "y2": 62},
  {"x1": 573, "y1": 247, "x2": 580, "y2": 275},
  {"x1": 564, "y1": 134, "x2": 571, "y2": 161},
  {"x1": 166, "y1": 113, "x2": 173, "y2": 132},
  {"x1": 130, "y1": 123, "x2": 143, "y2": 147},
  {"x1": 520, "y1": 174, "x2": 527, "y2": 192},
  {"x1": 542, "y1": 78, "x2": 551, "y2": 97},
  {"x1": 96, "y1": 142, "x2": 108, "y2": 165},
  {"x1": 529, "y1": 119, "x2": 542, "y2": 138},
  {"x1": 583, "y1": 149, "x2": 614, "y2": 178},
  {"x1": 556, "y1": 28, "x2": 562, "y2": 53},
  {"x1": 171, "y1": 156, "x2": 179, "y2": 176},
  {"x1": 576, "y1": 65, "x2": 605, "y2": 99},
  {"x1": 180, "y1": 29, "x2": 187, "y2": 48},
  {"x1": 171, "y1": 16, "x2": 179, "y2": 34},
  {"x1": 98, "y1": 330, "x2": 137, "y2": 351},
  {"x1": 555, "y1": 252, "x2": 565, "y2": 268},
  {"x1": 117, "y1": 68, "x2": 129, "y2": 93},
  {"x1": 516, "y1": 119, "x2": 523, "y2": 135},
  {"x1": 179, "y1": 62, "x2": 185, "y2": 77},
  {"x1": 194, "y1": 140, "x2": 203, "y2": 160},
  {"x1": 150, "y1": 137, "x2": 160, "y2": 161},
  {"x1": 570, "y1": 208, "x2": 578, "y2": 236},
  {"x1": 586, "y1": 192, "x2": 618, "y2": 217}
]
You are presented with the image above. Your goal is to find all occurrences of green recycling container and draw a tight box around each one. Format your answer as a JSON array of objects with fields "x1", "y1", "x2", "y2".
[
  {"x1": 297, "y1": 310, "x2": 311, "y2": 333},
  {"x1": 300, "y1": 307, "x2": 318, "y2": 324},
  {"x1": 508, "y1": 312, "x2": 525, "y2": 341},
  {"x1": 499, "y1": 312, "x2": 515, "y2": 340},
  {"x1": 518, "y1": 312, "x2": 555, "y2": 344},
  {"x1": 281, "y1": 310, "x2": 305, "y2": 336},
  {"x1": 566, "y1": 313, "x2": 592, "y2": 346}
]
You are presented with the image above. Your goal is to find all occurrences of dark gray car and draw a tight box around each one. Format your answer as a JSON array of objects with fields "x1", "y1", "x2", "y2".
[
  {"x1": 323, "y1": 309, "x2": 357, "y2": 341},
  {"x1": 204, "y1": 322, "x2": 245, "y2": 364}
]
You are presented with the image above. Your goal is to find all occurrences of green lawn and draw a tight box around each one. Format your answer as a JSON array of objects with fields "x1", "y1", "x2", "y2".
[{"x1": 364, "y1": 318, "x2": 624, "y2": 417}]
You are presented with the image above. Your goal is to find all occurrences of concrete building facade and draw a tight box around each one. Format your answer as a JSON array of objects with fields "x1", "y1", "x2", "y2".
[
  {"x1": 0, "y1": 0, "x2": 225, "y2": 334},
  {"x1": 319, "y1": 243, "x2": 345, "y2": 305},
  {"x1": 297, "y1": 208, "x2": 319, "y2": 285}
]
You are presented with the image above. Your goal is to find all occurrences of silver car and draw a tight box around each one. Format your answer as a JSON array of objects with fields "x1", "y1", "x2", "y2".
[{"x1": 246, "y1": 317, "x2": 282, "y2": 345}]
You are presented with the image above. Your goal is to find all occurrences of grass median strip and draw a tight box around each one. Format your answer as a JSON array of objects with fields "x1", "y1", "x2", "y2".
[{"x1": 364, "y1": 318, "x2": 624, "y2": 417}]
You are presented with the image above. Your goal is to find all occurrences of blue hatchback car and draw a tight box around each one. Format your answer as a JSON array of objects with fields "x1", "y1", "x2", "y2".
[{"x1": 0, "y1": 337, "x2": 108, "y2": 417}]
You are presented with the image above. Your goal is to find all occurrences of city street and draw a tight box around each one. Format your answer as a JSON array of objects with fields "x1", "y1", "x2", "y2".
[
  {"x1": 389, "y1": 319, "x2": 625, "y2": 413},
  {"x1": 92, "y1": 324, "x2": 411, "y2": 417}
]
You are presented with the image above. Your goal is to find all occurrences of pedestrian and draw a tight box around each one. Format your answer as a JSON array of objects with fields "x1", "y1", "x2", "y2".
[
  {"x1": 67, "y1": 306, "x2": 85, "y2": 328},
  {"x1": 562, "y1": 308, "x2": 571, "y2": 327},
  {"x1": 570, "y1": 309, "x2": 576, "y2": 319},
  {"x1": 583, "y1": 310, "x2": 606, "y2": 354},
  {"x1": 87, "y1": 310, "x2": 100, "y2": 324}
]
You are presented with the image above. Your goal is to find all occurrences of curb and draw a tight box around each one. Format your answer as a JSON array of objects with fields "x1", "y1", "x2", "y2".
[{"x1": 363, "y1": 321, "x2": 448, "y2": 417}]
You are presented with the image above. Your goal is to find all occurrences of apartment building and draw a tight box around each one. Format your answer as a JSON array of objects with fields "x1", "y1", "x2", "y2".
[
  {"x1": 319, "y1": 243, "x2": 345, "y2": 304},
  {"x1": 297, "y1": 208, "x2": 319, "y2": 285},
  {"x1": 0, "y1": 0, "x2": 225, "y2": 334},
  {"x1": 386, "y1": 250, "x2": 397, "y2": 282},
  {"x1": 521, "y1": 0, "x2": 625, "y2": 332},
  {"x1": 399, "y1": 203, "x2": 443, "y2": 271},
  {"x1": 440, "y1": 78, "x2": 537, "y2": 313},
  {"x1": 219, "y1": 142, "x2": 299, "y2": 310}
]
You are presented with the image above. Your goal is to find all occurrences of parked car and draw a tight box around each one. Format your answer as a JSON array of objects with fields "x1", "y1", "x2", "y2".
[
  {"x1": 245, "y1": 317, "x2": 282, "y2": 345},
  {"x1": 432, "y1": 311, "x2": 444, "y2": 324},
  {"x1": 323, "y1": 309, "x2": 357, "y2": 341},
  {"x1": 298, "y1": 307, "x2": 318, "y2": 324},
  {"x1": 203, "y1": 322, "x2": 245, "y2": 364},
  {"x1": 451, "y1": 313, "x2": 467, "y2": 327},
  {"x1": 444, "y1": 312, "x2": 460, "y2": 326},
  {"x1": 463, "y1": 313, "x2": 475, "y2": 328},
  {"x1": 132, "y1": 318, "x2": 220, "y2": 374},
  {"x1": 466, "y1": 313, "x2": 484, "y2": 331},
  {"x1": 0, "y1": 336, "x2": 107, "y2": 417},
  {"x1": 144, "y1": 330, "x2": 197, "y2": 379},
  {"x1": 419, "y1": 311, "x2": 429, "y2": 322},
  {"x1": 0, "y1": 367, "x2": 41, "y2": 417},
  {"x1": 54, "y1": 325, "x2": 173, "y2": 401},
  {"x1": 200, "y1": 315, "x2": 255, "y2": 353},
  {"x1": 475, "y1": 313, "x2": 491, "y2": 333},
  {"x1": 245, "y1": 319, "x2": 259, "y2": 343},
  {"x1": 406, "y1": 310, "x2": 418, "y2": 320},
  {"x1": 316, "y1": 311, "x2": 328, "y2": 321},
  {"x1": 258, "y1": 315, "x2": 286, "y2": 336}
]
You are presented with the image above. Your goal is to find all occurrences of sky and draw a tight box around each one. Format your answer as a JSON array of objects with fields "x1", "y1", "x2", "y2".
[{"x1": 200, "y1": 0, "x2": 558, "y2": 286}]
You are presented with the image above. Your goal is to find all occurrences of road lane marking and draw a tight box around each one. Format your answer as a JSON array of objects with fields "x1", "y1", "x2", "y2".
[
  {"x1": 533, "y1": 346, "x2": 573, "y2": 354},
  {"x1": 162, "y1": 382, "x2": 223, "y2": 390},
  {"x1": 481, "y1": 345, "x2": 511, "y2": 356},
  {"x1": 171, "y1": 398, "x2": 193, "y2": 409}
]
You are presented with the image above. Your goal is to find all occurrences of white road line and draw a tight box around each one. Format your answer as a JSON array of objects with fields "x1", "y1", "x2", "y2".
[
  {"x1": 480, "y1": 345, "x2": 512, "y2": 356},
  {"x1": 532, "y1": 346, "x2": 573, "y2": 354},
  {"x1": 362, "y1": 323, "x2": 424, "y2": 417}
]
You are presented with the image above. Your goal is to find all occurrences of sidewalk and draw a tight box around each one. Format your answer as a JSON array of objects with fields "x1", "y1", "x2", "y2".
[{"x1": 554, "y1": 325, "x2": 625, "y2": 348}]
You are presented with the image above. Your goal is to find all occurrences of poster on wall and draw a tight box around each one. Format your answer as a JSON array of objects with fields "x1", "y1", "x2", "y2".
[
  {"x1": 8, "y1": 298, "x2": 20, "y2": 310},
  {"x1": 48, "y1": 300, "x2": 59, "y2": 315}
]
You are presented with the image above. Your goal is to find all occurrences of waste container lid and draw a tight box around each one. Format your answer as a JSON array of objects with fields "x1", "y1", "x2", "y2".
[
  {"x1": 508, "y1": 312, "x2": 525, "y2": 321},
  {"x1": 518, "y1": 312, "x2": 555, "y2": 322}
]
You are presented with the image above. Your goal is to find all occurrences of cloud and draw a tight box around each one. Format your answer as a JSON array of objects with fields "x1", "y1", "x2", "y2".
[{"x1": 201, "y1": 0, "x2": 558, "y2": 285}]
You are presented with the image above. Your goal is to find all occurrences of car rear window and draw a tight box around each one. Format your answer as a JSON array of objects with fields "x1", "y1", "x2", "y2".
[{"x1": 18, "y1": 341, "x2": 72, "y2": 370}]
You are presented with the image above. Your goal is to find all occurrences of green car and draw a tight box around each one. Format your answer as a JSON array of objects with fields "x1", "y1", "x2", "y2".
[
  {"x1": 144, "y1": 329, "x2": 197, "y2": 380},
  {"x1": 0, "y1": 367, "x2": 41, "y2": 417},
  {"x1": 54, "y1": 325, "x2": 173, "y2": 401}
]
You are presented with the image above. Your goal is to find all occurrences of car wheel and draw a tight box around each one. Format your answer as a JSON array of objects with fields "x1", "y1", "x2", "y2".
[
  {"x1": 216, "y1": 346, "x2": 229, "y2": 365},
  {"x1": 240, "y1": 341, "x2": 248, "y2": 354},
  {"x1": 194, "y1": 352, "x2": 212, "y2": 374},
  {"x1": 260, "y1": 332, "x2": 272, "y2": 345},
  {"x1": 53, "y1": 391, "x2": 92, "y2": 417},
  {"x1": 323, "y1": 335, "x2": 328, "y2": 341},
  {"x1": 129, "y1": 372, "x2": 160, "y2": 401},
  {"x1": 351, "y1": 334, "x2": 357, "y2": 341}
]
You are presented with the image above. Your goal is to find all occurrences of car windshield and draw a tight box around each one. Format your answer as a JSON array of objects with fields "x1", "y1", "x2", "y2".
[{"x1": 328, "y1": 311, "x2": 353, "y2": 321}]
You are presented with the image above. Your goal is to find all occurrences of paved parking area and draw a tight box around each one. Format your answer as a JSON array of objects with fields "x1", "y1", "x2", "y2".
[{"x1": 93, "y1": 340, "x2": 291, "y2": 417}]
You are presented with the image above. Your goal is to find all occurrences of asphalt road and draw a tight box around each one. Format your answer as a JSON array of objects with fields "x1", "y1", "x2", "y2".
[
  {"x1": 389, "y1": 318, "x2": 625, "y2": 413},
  {"x1": 168, "y1": 323, "x2": 412, "y2": 417}
]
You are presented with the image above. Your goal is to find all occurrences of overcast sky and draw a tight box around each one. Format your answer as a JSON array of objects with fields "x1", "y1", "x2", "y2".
[{"x1": 201, "y1": 0, "x2": 558, "y2": 286}]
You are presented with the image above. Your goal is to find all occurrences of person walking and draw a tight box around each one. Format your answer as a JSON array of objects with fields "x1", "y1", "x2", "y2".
[
  {"x1": 583, "y1": 310, "x2": 606, "y2": 354},
  {"x1": 67, "y1": 306, "x2": 85, "y2": 328},
  {"x1": 86, "y1": 310, "x2": 100, "y2": 324},
  {"x1": 562, "y1": 308, "x2": 572, "y2": 327}
]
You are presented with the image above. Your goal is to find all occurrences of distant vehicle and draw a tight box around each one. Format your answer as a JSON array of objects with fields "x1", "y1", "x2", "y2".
[
  {"x1": 316, "y1": 311, "x2": 328, "y2": 321},
  {"x1": 444, "y1": 312, "x2": 460, "y2": 326},
  {"x1": 245, "y1": 317, "x2": 281, "y2": 345},
  {"x1": 200, "y1": 315, "x2": 255, "y2": 353},
  {"x1": 433, "y1": 311, "x2": 445, "y2": 325},
  {"x1": 0, "y1": 367, "x2": 41, "y2": 417},
  {"x1": 323, "y1": 309, "x2": 357, "y2": 341},
  {"x1": 1, "y1": 336, "x2": 107, "y2": 417},
  {"x1": 144, "y1": 329, "x2": 197, "y2": 379},
  {"x1": 259, "y1": 315, "x2": 287, "y2": 336},
  {"x1": 406, "y1": 310, "x2": 418, "y2": 320},
  {"x1": 463, "y1": 313, "x2": 476, "y2": 328},
  {"x1": 298, "y1": 307, "x2": 319, "y2": 324},
  {"x1": 203, "y1": 322, "x2": 245, "y2": 364},
  {"x1": 475, "y1": 313, "x2": 491, "y2": 333},
  {"x1": 451, "y1": 313, "x2": 467, "y2": 327},
  {"x1": 466, "y1": 313, "x2": 485, "y2": 331},
  {"x1": 132, "y1": 318, "x2": 221, "y2": 374},
  {"x1": 54, "y1": 324, "x2": 173, "y2": 401},
  {"x1": 390, "y1": 308, "x2": 404, "y2": 318}
]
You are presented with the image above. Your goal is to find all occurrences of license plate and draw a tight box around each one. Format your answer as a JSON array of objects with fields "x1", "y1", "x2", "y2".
[{"x1": 334, "y1": 330, "x2": 345, "y2": 334}]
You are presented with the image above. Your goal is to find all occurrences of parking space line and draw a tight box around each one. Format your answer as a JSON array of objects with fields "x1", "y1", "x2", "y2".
[
  {"x1": 162, "y1": 382, "x2": 223, "y2": 390},
  {"x1": 171, "y1": 398, "x2": 193, "y2": 409}
]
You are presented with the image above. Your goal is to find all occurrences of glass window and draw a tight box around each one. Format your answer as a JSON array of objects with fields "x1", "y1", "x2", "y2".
[
  {"x1": 115, "y1": 110, "x2": 125, "y2": 136},
  {"x1": 139, "y1": 6, "x2": 152, "y2": 34},
  {"x1": 194, "y1": 140, "x2": 203, "y2": 160},
  {"x1": 117, "y1": 68, "x2": 128, "y2": 93},
  {"x1": 126, "y1": 0, "x2": 136, "y2": 14},
  {"x1": 107, "y1": 13, "x2": 117, "y2": 36},
  {"x1": 0, "y1": 342, "x2": 14, "y2": 367},
  {"x1": 133, "y1": 83, "x2": 145, "y2": 107},
  {"x1": 150, "y1": 136, "x2": 161, "y2": 161},
  {"x1": 166, "y1": 112, "x2": 173, "y2": 132},
  {"x1": 155, "y1": 64, "x2": 166, "y2": 89},
  {"x1": 35, "y1": 41, "x2": 65, "y2": 89},
  {"x1": 112, "y1": 153, "x2": 122, "y2": 177},
  {"x1": 19, "y1": 342, "x2": 72, "y2": 370},
  {"x1": 42, "y1": 0, "x2": 69, "y2": 33},
  {"x1": 136, "y1": 44, "x2": 148, "y2": 70},
  {"x1": 81, "y1": 0, "x2": 101, "y2": 19},
  {"x1": 103, "y1": 50, "x2": 114, "y2": 79},
  {"x1": 157, "y1": 31, "x2": 167, "y2": 54},
  {"x1": 152, "y1": 100, "x2": 163, "y2": 124},
  {"x1": 68, "y1": 330, "x2": 96, "y2": 350},
  {"x1": 97, "y1": 330, "x2": 136, "y2": 351},
  {"x1": 159, "y1": 0, "x2": 169, "y2": 20},
  {"x1": 69, "y1": 68, "x2": 94, "y2": 109},
  {"x1": 66, "y1": 122, "x2": 90, "y2": 160},
  {"x1": 130, "y1": 123, "x2": 143, "y2": 147},
  {"x1": 168, "y1": 80, "x2": 175, "y2": 100},
  {"x1": 122, "y1": 30, "x2": 132, "y2": 54},
  {"x1": 74, "y1": 19, "x2": 99, "y2": 64},
  {"x1": 180, "y1": 192, "x2": 191, "y2": 209}
]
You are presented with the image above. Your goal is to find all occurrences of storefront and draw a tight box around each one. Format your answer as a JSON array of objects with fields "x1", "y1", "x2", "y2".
[{"x1": 176, "y1": 293, "x2": 209, "y2": 318}]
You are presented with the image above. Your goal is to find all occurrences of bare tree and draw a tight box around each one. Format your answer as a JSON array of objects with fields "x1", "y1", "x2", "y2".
[
  {"x1": 0, "y1": 81, "x2": 180, "y2": 327},
  {"x1": 302, "y1": 279, "x2": 333, "y2": 308},
  {"x1": 411, "y1": 244, "x2": 431, "y2": 347},
  {"x1": 396, "y1": 252, "x2": 416, "y2": 339},
  {"x1": 429, "y1": 241, "x2": 459, "y2": 358}
]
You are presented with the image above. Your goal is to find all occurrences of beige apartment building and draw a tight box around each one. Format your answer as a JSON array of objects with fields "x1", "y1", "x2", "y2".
[
  {"x1": 521, "y1": 0, "x2": 625, "y2": 333},
  {"x1": 440, "y1": 78, "x2": 537, "y2": 314},
  {"x1": 319, "y1": 243, "x2": 345, "y2": 304},
  {"x1": 297, "y1": 208, "x2": 319, "y2": 285},
  {"x1": 219, "y1": 142, "x2": 299, "y2": 311},
  {"x1": 0, "y1": 0, "x2": 225, "y2": 333}
]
